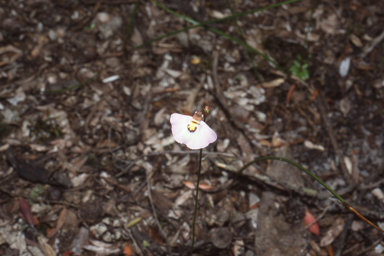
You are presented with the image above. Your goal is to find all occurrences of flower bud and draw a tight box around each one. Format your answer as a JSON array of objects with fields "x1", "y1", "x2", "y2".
[{"x1": 203, "y1": 106, "x2": 211, "y2": 117}]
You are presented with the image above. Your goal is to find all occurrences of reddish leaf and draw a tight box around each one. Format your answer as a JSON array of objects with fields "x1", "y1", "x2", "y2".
[
  {"x1": 46, "y1": 227, "x2": 56, "y2": 237},
  {"x1": 149, "y1": 227, "x2": 163, "y2": 245},
  {"x1": 286, "y1": 84, "x2": 296, "y2": 104},
  {"x1": 62, "y1": 252, "x2": 75, "y2": 256},
  {"x1": 33, "y1": 216, "x2": 39, "y2": 226},
  {"x1": 310, "y1": 89, "x2": 318, "y2": 102},
  {"x1": 249, "y1": 202, "x2": 260, "y2": 210},
  {"x1": 182, "y1": 181, "x2": 215, "y2": 190},
  {"x1": 304, "y1": 210, "x2": 320, "y2": 236},
  {"x1": 124, "y1": 242, "x2": 133, "y2": 256},
  {"x1": 19, "y1": 197, "x2": 34, "y2": 227}
]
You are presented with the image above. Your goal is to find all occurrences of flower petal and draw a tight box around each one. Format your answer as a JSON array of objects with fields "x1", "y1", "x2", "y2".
[
  {"x1": 199, "y1": 121, "x2": 217, "y2": 144},
  {"x1": 184, "y1": 120, "x2": 217, "y2": 149},
  {"x1": 170, "y1": 113, "x2": 193, "y2": 143},
  {"x1": 170, "y1": 113, "x2": 217, "y2": 150}
]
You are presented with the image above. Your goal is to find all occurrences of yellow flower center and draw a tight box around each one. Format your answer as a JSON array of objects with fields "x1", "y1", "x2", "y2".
[{"x1": 187, "y1": 120, "x2": 199, "y2": 132}]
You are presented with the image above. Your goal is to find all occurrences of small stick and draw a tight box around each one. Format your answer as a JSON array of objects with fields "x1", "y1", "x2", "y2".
[
  {"x1": 317, "y1": 92, "x2": 355, "y2": 189},
  {"x1": 115, "y1": 151, "x2": 234, "y2": 178},
  {"x1": 303, "y1": 205, "x2": 331, "y2": 231}
]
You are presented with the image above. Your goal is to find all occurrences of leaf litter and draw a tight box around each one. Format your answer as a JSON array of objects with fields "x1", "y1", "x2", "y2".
[{"x1": 0, "y1": 0, "x2": 384, "y2": 255}]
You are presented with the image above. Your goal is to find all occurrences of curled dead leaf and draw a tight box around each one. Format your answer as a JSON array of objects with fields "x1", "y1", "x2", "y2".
[
  {"x1": 259, "y1": 139, "x2": 271, "y2": 147},
  {"x1": 261, "y1": 78, "x2": 285, "y2": 88},
  {"x1": 320, "y1": 217, "x2": 345, "y2": 247},
  {"x1": 19, "y1": 197, "x2": 34, "y2": 227},
  {"x1": 304, "y1": 140, "x2": 325, "y2": 151},
  {"x1": 350, "y1": 34, "x2": 363, "y2": 47},
  {"x1": 182, "y1": 181, "x2": 214, "y2": 190},
  {"x1": 233, "y1": 239, "x2": 244, "y2": 256}
]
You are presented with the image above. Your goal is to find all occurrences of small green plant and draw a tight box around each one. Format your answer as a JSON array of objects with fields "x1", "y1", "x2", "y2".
[
  {"x1": 290, "y1": 55, "x2": 310, "y2": 80},
  {"x1": 32, "y1": 118, "x2": 63, "y2": 144},
  {"x1": 142, "y1": 240, "x2": 150, "y2": 249}
]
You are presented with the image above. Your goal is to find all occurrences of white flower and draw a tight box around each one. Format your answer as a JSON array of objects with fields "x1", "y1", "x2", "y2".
[{"x1": 170, "y1": 112, "x2": 217, "y2": 150}]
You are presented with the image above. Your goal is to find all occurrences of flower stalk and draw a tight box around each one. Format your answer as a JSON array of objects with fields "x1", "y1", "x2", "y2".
[
  {"x1": 169, "y1": 106, "x2": 217, "y2": 255},
  {"x1": 190, "y1": 148, "x2": 203, "y2": 255}
]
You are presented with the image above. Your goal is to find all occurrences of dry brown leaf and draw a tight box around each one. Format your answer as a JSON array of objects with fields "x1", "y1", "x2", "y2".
[
  {"x1": 168, "y1": 228, "x2": 181, "y2": 247},
  {"x1": 38, "y1": 236, "x2": 56, "y2": 256},
  {"x1": 199, "y1": 183, "x2": 215, "y2": 190},
  {"x1": 272, "y1": 132, "x2": 286, "y2": 147},
  {"x1": 96, "y1": 139, "x2": 118, "y2": 148},
  {"x1": 237, "y1": 133, "x2": 253, "y2": 161},
  {"x1": 351, "y1": 221, "x2": 364, "y2": 232},
  {"x1": 83, "y1": 240, "x2": 120, "y2": 254},
  {"x1": 0, "y1": 45, "x2": 22, "y2": 55},
  {"x1": 339, "y1": 97, "x2": 351, "y2": 117},
  {"x1": 131, "y1": 27, "x2": 143, "y2": 46},
  {"x1": 371, "y1": 188, "x2": 384, "y2": 201},
  {"x1": 183, "y1": 181, "x2": 198, "y2": 189},
  {"x1": 164, "y1": 69, "x2": 182, "y2": 78},
  {"x1": 320, "y1": 217, "x2": 345, "y2": 247},
  {"x1": 19, "y1": 198, "x2": 34, "y2": 227},
  {"x1": 182, "y1": 181, "x2": 215, "y2": 190},
  {"x1": 149, "y1": 227, "x2": 163, "y2": 245},
  {"x1": 31, "y1": 35, "x2": 49, "y2": 57},
  {"x1": 260, "y1": 78, "x2": 285, "y2": 88},
  {"x1": 56, "y1": 208, "x2": 67, "y2": 230},
  {"x1": 0, "y1": 144, "x2": 9, "y2": 152},
  {"x1": 355, "y1": 60, "x2": 374, "y2": 70},
  {"x1": 0, "y1": 45, "x2": 23, "y2": 66},
  {"x1": 259, "y1": 139, "x2": 271, "y2": 147},
  {"x1": 48, "y1": 208, "x2": 78, "y2": 238},
  {"x1": 350, "y1": 34, "x2": 363, "y2": 47},
  {"x1": 318, "y1": 14, "x2": 339, "y2": 35},
  {"x1": 209, "y1": 10, "x2": 226, "y2": 19},
  {"x1": 351, "y1": 154, "x2": 360, "y2": 185},
  {"x1": 304, "y1": 140, "x2": 325, "y2": 151},
  {"x1": 175, "y1": 190, "x2": 193, "y2": 206},
  {"x1": 233, "y1": 239, "x2": 244, "y2": 256},
  {"x1": 29, "y1": 144, "x2": 50, "y2": 152},
  {"x1": 154, "y1": 107, "x2": 166, "y2": 126},
  {"x1": 295, "y1": 30, "x2": 320, "y2": 42},
  {"x1": 344, "y1": 156, "x2": 352, "y2": 174},
  {"x1": 71, "y1": 155, "x2": 89, "y2": 170}
]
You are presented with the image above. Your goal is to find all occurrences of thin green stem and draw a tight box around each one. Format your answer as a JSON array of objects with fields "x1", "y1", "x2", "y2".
[
  {"x1": 190, "y1": 148, "x2": 203, "y2": 255},
  {"x1": 145, "y1": 0, "x2": 303, "y2": 73},
  {"x1": 132, "y1": 26, "x2": 194, "y2": 50},
  {"x1": 149, "y1": 0, "x2": 301, "y2": 26},
  {"x1": 237, "y1": 156, "x2": 345, "y2": 203},
  {"x1": 304, "y1": 0, "x2": 317, "y2": 49},
  {"x1": 225, "y1": 0, "x2": 262, "y2": 84},
  {"x1": 125, "y1": 0, "x2": 140, "y2": 43},
  {"x1": 150, "y1": 0, "x2": 284, "y2": 70},
  {"x1": 237, "y1": 156, "x2": 384, "y2": 234}
]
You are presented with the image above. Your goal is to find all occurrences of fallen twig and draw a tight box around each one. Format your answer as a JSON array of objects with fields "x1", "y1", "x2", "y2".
[
  {"x1": 115, "y1": 150, "x2": 235, "y2": 178},
  {"x1": 317, "y1": 92, "x2": 355, "y2": 190},
  {"x1": 303, "y1": 205, "x2": 331, "y2": 231}
]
